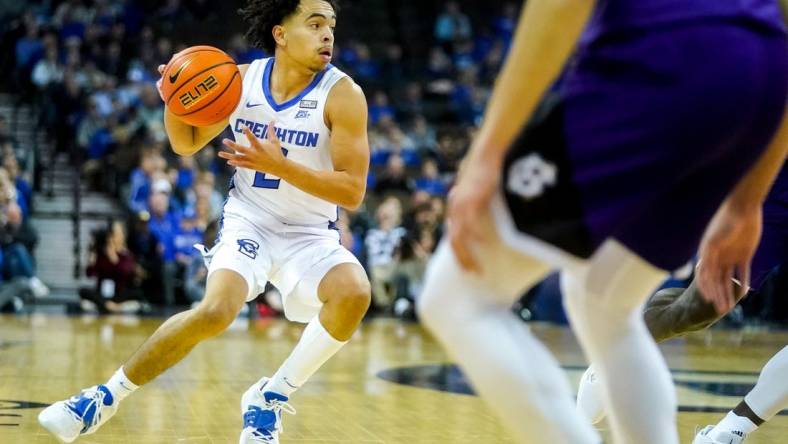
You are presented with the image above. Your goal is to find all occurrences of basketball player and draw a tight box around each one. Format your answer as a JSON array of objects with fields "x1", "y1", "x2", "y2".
[
  {"x1": 417, "y1": 0, "x2": 788, "y2": 443},
  {"x1": 576, "y1": 168, "x2": 788, "y2": 443},
  {"x1": 39, "y1": 1, "x2": 371, "y2": 443}
]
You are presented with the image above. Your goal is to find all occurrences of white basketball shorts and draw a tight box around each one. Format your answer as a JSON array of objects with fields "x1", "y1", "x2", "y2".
[{"x1": 197, "y1": 208, "x2": 360, "y2": 323}]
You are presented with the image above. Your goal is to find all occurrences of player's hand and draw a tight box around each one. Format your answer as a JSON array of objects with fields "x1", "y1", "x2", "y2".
[
  {"x1": 219, "y1": 122, "x2": 288, "y2": 177},
  {"x1": 156, "y1": 64, "x2": 166, "y2": 102},
  {"x1": 696, "y1": 201, "x2": 761, "y2": 314},
  {"x1": 446, "y1": 156, "x2": 501, "y2": 273}
]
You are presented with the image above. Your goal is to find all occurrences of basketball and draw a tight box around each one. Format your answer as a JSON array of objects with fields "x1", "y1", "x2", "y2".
[{"x1": 160, "y1": 45, "x2": 242, "y2": 127}]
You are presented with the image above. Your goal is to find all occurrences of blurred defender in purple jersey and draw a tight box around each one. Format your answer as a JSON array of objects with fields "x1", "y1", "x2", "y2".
[
  {"x1": 418, "y1": 0, "x2": 788, "y2": 443},
  {"x1": 576, "y1": 166, "x2": 788, "y2": 444}
]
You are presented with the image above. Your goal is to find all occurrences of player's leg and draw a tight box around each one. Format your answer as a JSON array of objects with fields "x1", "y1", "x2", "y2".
[
  {"x1": 562, "y1": 241, "x2": 676, "y2": 444},
  {"x1": 39, "y1": 213, "x2": 266, "y2": 443},
  {"x1": 643, "y1": 278, "x2": 749, "y2": 343},
  {"x1": 580, "y1": 230, "x2": 782, "y2": 424},
  {"x1": 122, "y1": 269, "x2": 249, "y2": 383},
  {"x1": 266, "y1": 261, "x2": 370, "y2": 395},
  {"x1": 38, "y1": 269, "x2": 249, "y2": 442},
  {"x1": 417, "y1": 214, "x2": 600, "y2": 443},
  {"x1": 577, "y1": 279, "x2": 745, "y2": 424},
  {"x1": 240, "y1": 245, "x2": 369, "y2": 444},
  {"x1": 694, "y1": 345, "x2": 788, "y2": 443}
]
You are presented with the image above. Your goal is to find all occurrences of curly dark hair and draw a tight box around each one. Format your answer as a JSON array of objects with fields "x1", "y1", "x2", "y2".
[{"x1": 240, "y1": 0, "x2": 340, "y2": 54}]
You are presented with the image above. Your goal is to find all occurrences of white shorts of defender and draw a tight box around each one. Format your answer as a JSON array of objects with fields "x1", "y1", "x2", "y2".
[{"x1": 196, "y1": 211, "x2": 360, "y2": 323}]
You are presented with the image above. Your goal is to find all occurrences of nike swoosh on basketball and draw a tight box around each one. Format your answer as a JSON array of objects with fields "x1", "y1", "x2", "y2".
[{"x1": 168, "y1": 58, "x2": 194, "y2": 83}]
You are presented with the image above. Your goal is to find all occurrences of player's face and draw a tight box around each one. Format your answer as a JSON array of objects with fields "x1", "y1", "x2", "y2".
[{"x1": 282, "y1": 0, "x2": 336, "y2": 71}]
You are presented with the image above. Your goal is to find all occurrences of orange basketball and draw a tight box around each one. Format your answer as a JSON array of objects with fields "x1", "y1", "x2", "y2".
[{"x1": 160, "y1": 46, "x2": 242, "y2": 127}]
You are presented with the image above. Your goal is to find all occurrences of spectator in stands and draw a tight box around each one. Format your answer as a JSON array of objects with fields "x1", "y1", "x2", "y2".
[
  {"x1": 451, "y1": 40, "x2": 476, "y2": 72},
  {"x1": 392, "y1": 224, "x2": 436, "y2": 317},
  {"x1": 128, "y1": 149, "x2": 164, "y2": 213},
  {"x1": 0, "y1": 183, "x2": 46, "y2": 298},
  {"x1": 80, "y1": 219, "x2": 146, "y2": 314},
  {"x1": 348, "y1": 42, "x2": 380, "y2": 84},
  {"x1": 3, "y1": 153, "x2": 32, "y2": 217},
  {"x1": 414, "y1": 158, "x2": 447, "y2": 197},
  {"x1": 395, "y1": 82, "x2": 427, "y2": 122},
  {"x1": 491, "y1": 2, "x2": 518, "y2": 45},
  {"x1": 384, "y1": 124, "x2": 420, "y2": 166},
  {"x1": 132, "y1": 83, "x2": 165, "y2": 142},
  {"x1": 193, "y1": 171, "x2": 224, "y2": 221},
  {"x1": 374, "y1": 154, "x2": 412, "y2": 195},
  {"x1": 434, "y1": 1, "x2": 472, "y2": 52},
  {"x1": 369, "y1": 91, "x2": 396, "y2": 126},
  {"x1": 127, "y1": 210, "x2": 165, "y2": 303},
  {"x1": 434, "y1": 133, "x2": 465, "y2": 173},
  {"x1": 365, "y1": 196, "x2": 407, "y2": 312},
  {"x1": 31, "y1": 47, "x2": 64, "y2": 91},
  {"x1": 173, "y1": 210, "x2": 203, "y2": 269},
  {"x1": 147, "y1": 184, "x2": 180, "y2": 306},
  {"x1": 425, "y1": 46, "x2": 454, "y2": 91},
  {"x1": 14, "y1": 20, "x2": 43, "y2": 72},
  {"x1": 407, "y1": 115, "x2": 438, "y2": 155}
]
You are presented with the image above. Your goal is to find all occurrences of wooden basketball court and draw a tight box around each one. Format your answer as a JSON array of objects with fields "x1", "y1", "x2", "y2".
[{"x1": 1, "y1": 313, "x2": 786, "y2": 443}]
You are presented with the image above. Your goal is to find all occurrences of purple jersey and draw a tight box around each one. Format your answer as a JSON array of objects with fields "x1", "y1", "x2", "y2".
[
  {"x1": 765, "y1": 165, "x2": 788, "y2": 211},
  {"x1": 582, "y1": 0, "x2": 787, "y2": 43},
  {"x1": 750, "y1": 166, "x2": 788, "y2": 288}
]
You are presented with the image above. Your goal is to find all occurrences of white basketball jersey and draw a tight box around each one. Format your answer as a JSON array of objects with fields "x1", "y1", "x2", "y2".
[{"x1": 223, "y1": 57, "x2": 348, "y2": 227}]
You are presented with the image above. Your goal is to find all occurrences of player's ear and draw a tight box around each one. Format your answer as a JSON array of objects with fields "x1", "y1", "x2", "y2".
[{"x1": 272, "y1": 25, "x2": 286, "y2": 47}]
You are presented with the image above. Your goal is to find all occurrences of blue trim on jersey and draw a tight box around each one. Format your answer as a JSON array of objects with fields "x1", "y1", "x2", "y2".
[
  {"x1": 328, "y1": 207, "x2": 339, "y2": 231},
  {"x1": 262, "y1": 58, "x2": 333, "y2": 112}
]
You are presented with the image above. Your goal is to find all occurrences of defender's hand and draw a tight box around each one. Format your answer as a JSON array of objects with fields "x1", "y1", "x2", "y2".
[
  {"x1": 696, "y1": 202, "x2": 761, "y2": 314},
  {"x1": 447, "y1": 158, "x2": 500, "y2": 273},
  {"x1": 220, "y1": 123, "x2": 288, "y2": 177}
]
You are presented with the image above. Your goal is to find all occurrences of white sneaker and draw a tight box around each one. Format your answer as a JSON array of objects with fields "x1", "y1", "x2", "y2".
[
  {"x1": 38, "y1": 385, "x2": 118, "y2": 443},
  {"x1": 576, "y1": 366, "x2": 606, "y2": 425},
  {"x1": 693, "y1": 425, "x2": 747, "y2": 444},
  {"x1": 29, "y1": 276, "x2": 50, "y2": 298},
  {"x1": 239, "y1": 378, "x2": 296, "y2": 444}
]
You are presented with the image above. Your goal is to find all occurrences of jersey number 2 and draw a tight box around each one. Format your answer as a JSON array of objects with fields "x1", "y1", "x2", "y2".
[{"x1": 252, "y1": 148, "x2": 289, "y2": 189}]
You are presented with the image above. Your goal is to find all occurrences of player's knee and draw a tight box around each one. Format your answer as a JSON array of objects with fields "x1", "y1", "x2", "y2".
[
  {"x1": 335, "y1": 279, "x2": 371, "y2": 318},
  {"x1": 193, "y1": 299, "x2": 241, "y2": 336}
]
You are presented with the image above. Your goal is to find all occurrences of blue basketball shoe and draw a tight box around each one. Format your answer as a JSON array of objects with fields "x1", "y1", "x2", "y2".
[
  {"x1": 239, "y1": 377, "x2": 296, "y2": 444},
  {"x1": 38, "y1": 385, "x2": 117, "y2": 443}
]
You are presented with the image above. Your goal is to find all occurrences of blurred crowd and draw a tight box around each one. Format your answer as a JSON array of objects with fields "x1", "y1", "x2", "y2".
[
  {"x1": 0, "y1": 113, "x2": 49, "y2": 310},
  {"x1": 0, "y1": 0, "x2": 519, "y2": 317}
]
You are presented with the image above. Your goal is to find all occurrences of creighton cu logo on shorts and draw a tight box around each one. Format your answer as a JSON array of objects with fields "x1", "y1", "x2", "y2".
[
  {"x1": 237, "y1": 239, "x2": 260, "y2": 259},
  {"x1": 507, "y1": 153, "x2": 558, "y2": 200}
]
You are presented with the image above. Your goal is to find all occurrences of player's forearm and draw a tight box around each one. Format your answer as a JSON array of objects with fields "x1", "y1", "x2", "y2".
[
  {"x1": 469, "y1": 0, "x2": 595, "y2": 167},
  {"x1": 277, "y1": 159, "x2": 366, "y2": 210},
  {"x1": 725, "y1": 108, "x2": 788, "y2": 212},
  {"x1": 164, "y1": 109, "x2": 225, "y2": 156}
]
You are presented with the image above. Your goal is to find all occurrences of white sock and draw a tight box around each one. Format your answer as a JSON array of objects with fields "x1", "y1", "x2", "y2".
[
  {"x1": 418, "y1": 242, "x2": 600, "y2": 444},
  {"x1": 710, "y1": 412, "x2": 757, "y2": 440},
  {"x1": 264, "y1": 316, "x2": 346, "y2": 397},
  {"x1": 561, "y1": 241, "x2": 676, "y2": 444},
  {"x1": 105, "y1": 367, "x2": 139, "y2": 403},
  {"x1": 743, "y1": 345, "x2": 788, "y2": 421}
]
